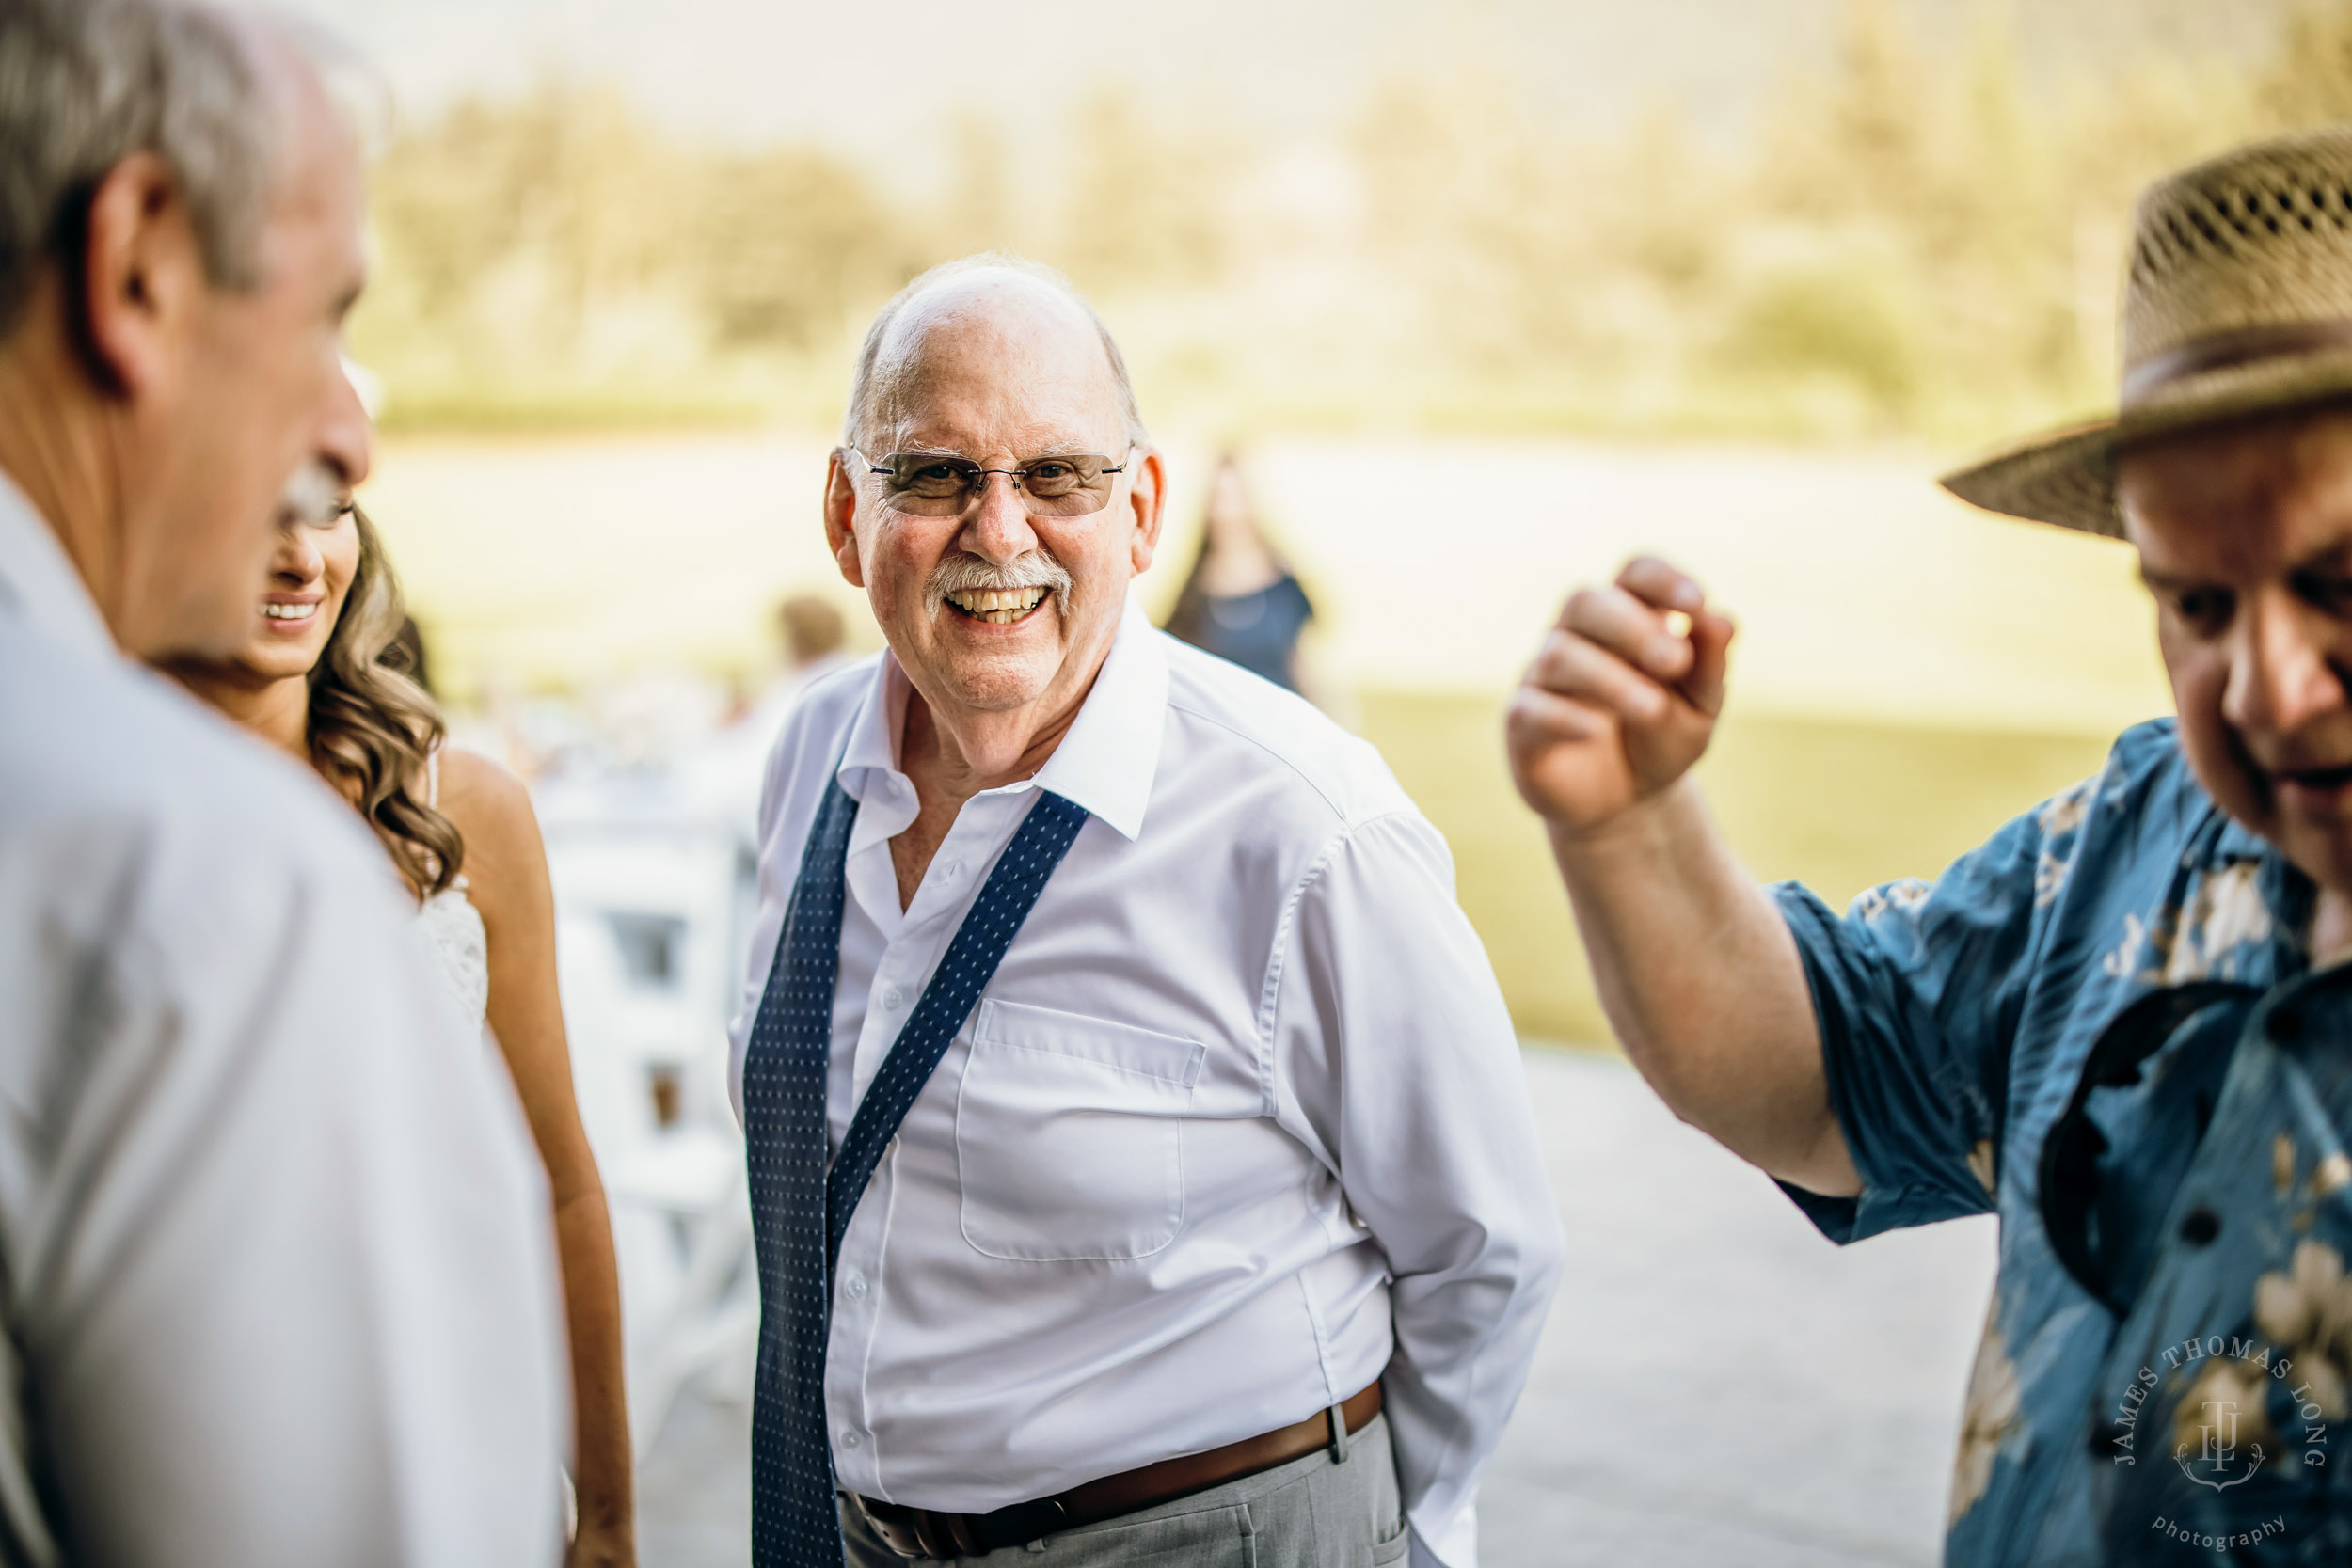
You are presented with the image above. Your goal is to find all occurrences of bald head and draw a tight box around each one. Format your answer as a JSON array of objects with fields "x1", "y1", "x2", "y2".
[{"x1": 843, "y1": 255, "x2": 1149, "y2": 455}]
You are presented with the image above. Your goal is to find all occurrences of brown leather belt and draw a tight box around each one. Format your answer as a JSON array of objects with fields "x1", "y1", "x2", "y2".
[{"x1": 850, "y1": 1381, "x2": 1383, "y2": 1560}]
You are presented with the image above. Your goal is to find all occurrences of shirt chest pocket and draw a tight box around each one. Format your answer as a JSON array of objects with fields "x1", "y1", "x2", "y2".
[{"x1": 956, "y1": 999, "x2": 1206, "y2": 1262}]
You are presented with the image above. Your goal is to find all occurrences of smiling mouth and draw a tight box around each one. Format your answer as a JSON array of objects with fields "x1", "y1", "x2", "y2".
[
  {"x1": 2277, "y1": 762, "x2": 2352, "y2": 796},
  {"x1": 944, "y1": 587, "x2": 1048, "y2": 624},
  {"x1": 262, "y1": 603, "x2": 319, "y2": 624}
]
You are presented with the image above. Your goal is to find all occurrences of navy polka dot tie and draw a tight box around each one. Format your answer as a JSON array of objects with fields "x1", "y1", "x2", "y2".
[{"x1": 742, "y1": 781, "x2": 1090, "y2": 1567}]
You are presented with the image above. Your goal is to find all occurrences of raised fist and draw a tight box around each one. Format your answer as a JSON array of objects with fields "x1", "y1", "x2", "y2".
[{"x1": 1506, "y1": 556, "x2": 1735, "y2": 836}]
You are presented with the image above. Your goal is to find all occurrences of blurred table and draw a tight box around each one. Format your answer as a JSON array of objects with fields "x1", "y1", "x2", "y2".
[{"x1": 637, "y1": 1047, "x2": 1997, "y2": 1568}]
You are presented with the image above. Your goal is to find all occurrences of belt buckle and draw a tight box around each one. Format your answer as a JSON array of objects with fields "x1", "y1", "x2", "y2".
[
  {"x1": 990, "y1": 1497, "x2": 1069, "y2": 1552},
  {"x1": 850, "y1": 1494, "x2": 932, "y2": 1560}
]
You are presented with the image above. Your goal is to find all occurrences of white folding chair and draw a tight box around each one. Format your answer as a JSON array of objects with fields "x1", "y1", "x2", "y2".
[{"x1": 548, "y1": 812, "x2": 761, "y2": 1455}]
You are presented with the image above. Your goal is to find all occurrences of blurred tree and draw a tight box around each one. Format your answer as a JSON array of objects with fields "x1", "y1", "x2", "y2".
[
  {"x1": 356, "y1": 81, "x2": 921, "y2": 424},
  {"x1": 938, "y1": 110, "x2": 1021, "y2": 259},
  {"x1": 1354, "y1": 62, "x2": 1586, "y2": 378},
  {"x1": 372, "y1": 84, "x2": 683, "y2": 336},
  {"x1": 1600, "y1": 108, "x2": 1723, "y2": 299},
  {"x1": 1059, "y1": 91, "x2": 1237, "y2": 294},
  {"x1": 342, "y1": 5, "x2": 2325, "y2": 441},
  {"x1": 358, "y1": 82, "x2": 700, "y2": 413},
  {"x1": 1715, "y1": 256, "x2": 1924, "y2": 429},
  {"x1": 691, "y1": 150, "x2": 906, "y2": 350},
  {"x1": 1820, "y1": 0, "x2": 1931, "y2": 218}
]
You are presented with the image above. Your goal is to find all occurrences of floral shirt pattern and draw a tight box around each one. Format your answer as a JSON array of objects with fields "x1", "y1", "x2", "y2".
[{"x1": 1776, "y1": 718, "x2": 2352, "y2": 1564}]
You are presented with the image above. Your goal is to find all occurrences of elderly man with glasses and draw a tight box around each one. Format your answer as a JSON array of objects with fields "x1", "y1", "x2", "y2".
[{"x1": 730, "y1": 255, "x2": 1562, "y2": 1568}]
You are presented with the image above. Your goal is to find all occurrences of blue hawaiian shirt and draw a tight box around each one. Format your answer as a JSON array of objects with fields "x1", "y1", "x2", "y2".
[{"x1": 1776, "y1": 717, "x2": 2352, "y2": 1566}]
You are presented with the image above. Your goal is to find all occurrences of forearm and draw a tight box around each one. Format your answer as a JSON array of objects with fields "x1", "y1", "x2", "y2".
[
  {"x1": 550, "y1": 1184, "x2": 634, "y2": 1541},
  {"x1": 1550, "y1": 776, "x2": 1854, "y2": 1192}
]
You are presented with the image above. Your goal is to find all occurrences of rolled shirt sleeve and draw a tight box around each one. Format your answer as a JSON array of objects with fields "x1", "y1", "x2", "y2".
[
  {"x1": 1270, "y1": 810, "x2": 1565, "y2": 1568},
  {"x1": 1772, "y1": 790, "x2": 2066, "y2": 1244}
]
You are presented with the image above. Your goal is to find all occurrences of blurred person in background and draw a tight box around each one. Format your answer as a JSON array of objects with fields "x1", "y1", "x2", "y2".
[
  {"x1": 1509, "y1": 127, "x2": 2352, "y2": 1563},
  {"x1": 0, "y1": 0, "x2": 563, "y2": 1563},
  {"x1": 165, "y1": 503, "x2": 635, "y2": 1567},
  {"x1": 764, "y1": 591, "x2": 851, "y2": 711},
  {"x1": 684, "y1": 592, "x2": 854, "y2": 846},
  {"x1": 737, "y1": 593, "x2": 852, "y2": 801},
  {"x1": 1162, "y1": 451, "x2": 1320, "y2": 699},
  {"x1": 734, "y1": 255, "x2": 1559, "y2": 1568}
]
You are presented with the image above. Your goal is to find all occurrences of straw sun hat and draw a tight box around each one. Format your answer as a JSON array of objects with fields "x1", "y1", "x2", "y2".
[{"x1": 1943, "y1": 125, "x2": 2352, "y2": 538}]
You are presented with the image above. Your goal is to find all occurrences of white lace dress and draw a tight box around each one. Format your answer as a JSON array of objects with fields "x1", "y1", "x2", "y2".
[{"x1": 415, "y1": 750, "x2": 490, "y2": 1027}]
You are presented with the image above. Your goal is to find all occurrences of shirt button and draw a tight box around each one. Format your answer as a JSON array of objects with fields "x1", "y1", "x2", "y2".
[
  {"x1": 840, "y1": 1430, "x2": 863, "y2": 1449},
  {"x1": 2181, "y1": 1207, "x2": 2222, "y2": 1246},
  {"x1": 882, "y1": 986, "x2": 906, "y2": 1009},
  {"x1": 844, "y1": 1273, "x2": 868, "y2": 1299},
  {"x1": 942, "y1": 859, "x2": 964, "y2": 879}
]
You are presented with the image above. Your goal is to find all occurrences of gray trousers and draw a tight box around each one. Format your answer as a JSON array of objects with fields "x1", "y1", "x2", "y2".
[{"x1": 840, "y1": 1413, "x2": 1410, "y2": 1568}]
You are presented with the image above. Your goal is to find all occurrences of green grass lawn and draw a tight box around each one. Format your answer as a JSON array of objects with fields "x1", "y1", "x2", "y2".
[{"x1": 1357, "y1": 690, "x2": 2124, "y2": 1046}]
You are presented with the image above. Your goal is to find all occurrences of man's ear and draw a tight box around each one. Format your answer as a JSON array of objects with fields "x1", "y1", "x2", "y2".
[
  {"x1": 1127, "y1": 448, "x2": 1168, "y2": 576},
  {"x1": 823, "y1": 450, "x2": 866, "y2": 588},
  {"x1": 79, "y1": 152, "x2": 206, "y2": 398}
]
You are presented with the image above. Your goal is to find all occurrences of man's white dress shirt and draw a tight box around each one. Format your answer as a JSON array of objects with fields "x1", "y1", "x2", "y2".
[
  {"x1": 730, "y1": 601, "x2": 1562, "y2": 1568},
  {"x1": 0, "y1": 476, "x2": 565, "y2": 1566}
]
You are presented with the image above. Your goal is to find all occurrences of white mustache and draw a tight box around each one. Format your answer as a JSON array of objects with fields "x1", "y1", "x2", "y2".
[{"x1": 925, "y1": 551, "x2": 1073, "y2": 616}]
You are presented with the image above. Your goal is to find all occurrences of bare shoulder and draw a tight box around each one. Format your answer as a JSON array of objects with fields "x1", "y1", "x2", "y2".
[
  {"x1": 434, "y1": 745, "x2": 534, "y2": 830},
  {"x1": 432, "y1": 747, "x2": 548, "y2": 897}
]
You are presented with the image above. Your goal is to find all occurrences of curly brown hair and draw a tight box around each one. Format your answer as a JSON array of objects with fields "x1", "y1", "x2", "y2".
[{"x1": 310, "y1": 505, "x2": 466, "y2": 898}]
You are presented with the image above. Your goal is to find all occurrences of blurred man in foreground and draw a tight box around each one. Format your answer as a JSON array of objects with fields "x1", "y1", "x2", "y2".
[
  {"x1": 733, "y1": 255, "x2": 1560, "y2": 1568},
  {"x1": 0, "y1": 2, "x2": 562, "y2": 1561},
  {"x1": 1510, "y1": 127, "x2": 2352, "y2": 1563}
]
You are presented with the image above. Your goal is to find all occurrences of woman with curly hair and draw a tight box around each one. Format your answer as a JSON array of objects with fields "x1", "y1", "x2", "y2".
[{"x1": 164, "y1": 483, "x2": 635, "y2": 1568}]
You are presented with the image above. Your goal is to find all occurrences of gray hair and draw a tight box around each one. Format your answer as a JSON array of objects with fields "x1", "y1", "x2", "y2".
[
  {"x1": 0, "y1": 0, "x2": 309, "y2": 333},
  {"x1": 841, "y1": 252, "x2": 1152, "y2": 453}
]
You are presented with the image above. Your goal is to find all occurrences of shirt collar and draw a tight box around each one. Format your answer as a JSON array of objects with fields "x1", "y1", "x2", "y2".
[
  {"x1": 1028, "y1": 597, "x2": 1165, "y2": 841},
  {"x1": 0, "y1": 467, "x2": 115, "y2": 660},
  {"x1": 2206, "y1": 815, "x2": 2280, "y2": 869},
  {"x1": 2176, "y1": 777, "x2": 2316, "y2": 958},
  {"x1": 837, "y1": 594, "x2": 1168, "y2": 844}
]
